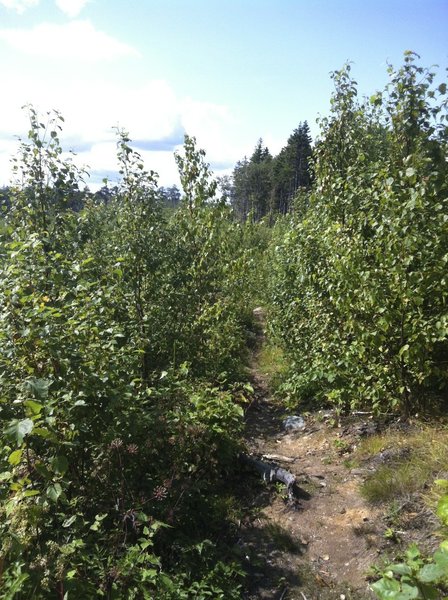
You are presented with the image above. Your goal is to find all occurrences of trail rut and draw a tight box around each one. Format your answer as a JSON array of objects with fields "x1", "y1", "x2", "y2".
[{"x1": 240, "y1": 310, "x2": 379, "y2": 600}]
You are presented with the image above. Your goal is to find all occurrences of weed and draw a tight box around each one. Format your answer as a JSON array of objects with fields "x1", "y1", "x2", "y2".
[
  {"x1": 357, "y1": 427, "x2": 448, "y2": 504},
  {"x1": 257, "y1": 342, "x2": 289, "y2": 389},
  {"x1": 384, "y1": 527, "x2": 401, "y2": 543},
  {"x1": 362, "y1": 463, "x2": 423, "y2": 503},
  {"x1": 333, "y1": 438, "x2": 352, "y2": 455},
  {"x1": 356, "y1": 435, "x2": 391, "y2": 460},
  {"x1": 385, "y1": 500, "x2": 406, "y2": 527},
  {"x1": 274, "y1": 481, "x2": 289, "y2": 502}
]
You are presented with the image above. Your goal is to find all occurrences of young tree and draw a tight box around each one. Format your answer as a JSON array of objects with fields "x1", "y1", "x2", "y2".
[{"x1": 269, "y1": 54, "x2": 448, "y2": 415}]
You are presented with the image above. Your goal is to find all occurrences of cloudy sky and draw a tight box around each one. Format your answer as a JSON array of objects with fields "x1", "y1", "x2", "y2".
[{"x1": 0, "y1": 0, "x2": 447, "y2": 188}]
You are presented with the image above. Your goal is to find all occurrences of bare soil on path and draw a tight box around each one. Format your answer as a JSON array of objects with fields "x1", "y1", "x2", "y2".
[
  {"x1": 242, "y1": 400, "x2": 380, "y2": 599},
  {"x1": 239, "y1": 310, "x2": 437, "y2": 600}
]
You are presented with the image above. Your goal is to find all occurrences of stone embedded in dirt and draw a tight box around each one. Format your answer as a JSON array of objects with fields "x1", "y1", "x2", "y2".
[
  {"x1": 369, "y1": 446, "x2": 411, "y2": 467},
  {"x1": 283, "y1": 415, "x2": 306, "y2": 432}
]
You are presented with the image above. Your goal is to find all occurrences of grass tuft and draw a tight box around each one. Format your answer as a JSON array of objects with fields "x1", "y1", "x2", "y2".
[
  {"x1": 358, "y1": 427, "x2": 448, "y2": 504},
  {"x1": 257, "y1": 342, "x2": 288, "y2": 389}
]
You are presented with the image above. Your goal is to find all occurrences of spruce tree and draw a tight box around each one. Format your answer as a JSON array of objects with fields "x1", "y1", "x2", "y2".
[{"x1": 270, "y1": 121, "x2": 313, "y2": 214}]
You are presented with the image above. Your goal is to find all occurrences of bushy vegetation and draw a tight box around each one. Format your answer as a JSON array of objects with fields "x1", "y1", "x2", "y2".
[
  {"x1": 0, "y1": 109, "x2": 256, "y2": 598},
  {"x1": 1, "y1": 52, "x2": 447, "y2": 598},
  {"x1": 268, "y1": 52, "x2": 448, "y2": 415}
]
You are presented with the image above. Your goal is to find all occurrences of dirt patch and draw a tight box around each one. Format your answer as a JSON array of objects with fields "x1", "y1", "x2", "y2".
[
  {"x1": 242, "y1": 404, "x2": 380, "y2": 599},
  {"x1": 238, "y1": 312, "x2": 377, "y2": 597},
  {"x1": 238, "y1": 310, "x2": 440, "y2": 599}
]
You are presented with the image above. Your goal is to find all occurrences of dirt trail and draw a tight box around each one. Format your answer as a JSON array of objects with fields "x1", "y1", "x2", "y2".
[{"x1": 240, "y1": 309, "x2": 380, "y2": 600}]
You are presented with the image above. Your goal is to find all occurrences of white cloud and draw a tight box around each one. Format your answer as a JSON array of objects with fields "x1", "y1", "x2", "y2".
[
  {"x1": 55, "y1": 0, "x2": 89, "y2": 18},
  {"x1": 0, "y1": 0, "x2": 39, "y2": 14},
  {"x1": 0, "y1": 19, "x2": 139, "y2": 61},
  {"x1": 0, "y1": 11, "x2": 243, "y2": 189},
  {"x1": 0, "y1": 71, "x2": 239, "y2": 188},
  {"x1": 180, "y1": 98, "x2": 244, "y2": 168}
]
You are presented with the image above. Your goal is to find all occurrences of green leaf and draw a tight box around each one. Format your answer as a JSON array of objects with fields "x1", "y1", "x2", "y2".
[
  {"x1": 51, "y1": 455, "x2": 68, "y2": 476},
  {"x1": 436, "y1": 495, "x2": 448, "y2": 526},
  {"x1": 24, "y1": 399, "x2": 43, "y2": 415},
  {"x1": 398, "y1": 344, "x2": 410, "y2": 357},
  {"x1": 33, "y1": 427, "x2": 58, "y2": 442},
  {"x1": 73, "y1": 400, "x2": 86, "y2": 407},
  {"x1": 46, "y1": 483, "x2": 62, "y2": 502},
  {"x1": 8, "y1": 449, "x2": 23, "y2": 466},
  {"x1": 90, "y1": 513, "x2": 107, "y2": 531},
  {"x1": 419, "y1": 559, "x2": 447, "y2": 583},
  {"x1": 406, "y1": 545, "x2": 421, "y2": 560},
  {"x1": 35, "y1": 462, "x2": 52, "y2": 479},
  {"x1": 390, "y1": 563, "x2": 412, "y2": 576},
  {"x1": 416, "y1": 582, "x2": 439, "y2": 599},
  {"x1": 432, "y1": 548, "x2": 448, "y2": 571},
  {"x1": 370, "y1": 93, "x2": 382, "y2": 106},
  {"x1": 6, "y1": 418, "x2": 34, "y2": 445},
  {"x1": 371, "y1": 576, "x2": 401, "y2": 598},
  {"x1": 141, "y1": 568, "x2": 158, "y2": 580},
  {"x1": 397, "y1": 583, "x2": 421, "y2": 599},
  {"x1": 81, "y1": 257, "x2": 95, "y2": 267},
  {"x1": 24, "y1": 378, "x2": 51, "y2": 400},
  {"x1": 62, "y1": 515, "x2": 77, "y2": 528}
]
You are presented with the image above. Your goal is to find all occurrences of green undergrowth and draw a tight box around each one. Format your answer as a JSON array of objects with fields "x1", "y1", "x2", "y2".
[
  {"x1": 370, "y1": 477, "x2": 448, "y2": 599},
  {"x1": 256, "y1": 341, "x2": 289, "y2": 391},
  {"x1": 267, "y1": 53, "x2": 448, "y2": 416}
]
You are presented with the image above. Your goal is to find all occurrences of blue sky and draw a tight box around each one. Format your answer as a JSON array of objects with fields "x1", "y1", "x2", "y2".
[{"x1": 0, "y1": 0, "x2": 447, "y2": 187}]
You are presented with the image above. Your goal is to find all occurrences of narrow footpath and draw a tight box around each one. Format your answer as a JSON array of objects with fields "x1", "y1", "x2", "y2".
[{"x1": 240, "y1": 308, "x2": 380, "y2": 600}]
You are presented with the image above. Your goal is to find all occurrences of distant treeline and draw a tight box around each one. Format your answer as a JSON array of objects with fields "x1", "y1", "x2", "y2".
[
  {"x1": 222, "y1": 121, "x2": 313, "y2": 221},
  {"x1": 1, "y1": 122, "x2": 313, "y2": 222},
  {"x1": 0, "y1": 184, "x2": 183, "y2": 213}
]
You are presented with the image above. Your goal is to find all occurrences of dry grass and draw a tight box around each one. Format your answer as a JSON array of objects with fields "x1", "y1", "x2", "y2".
[{"x1": 356, "y1": 427, "x2": 448, "y2": 504}]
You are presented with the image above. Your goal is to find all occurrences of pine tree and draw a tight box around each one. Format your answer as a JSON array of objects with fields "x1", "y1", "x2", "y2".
[
  {"x1": 270, "y1": 121, "x2": 313, "y2": 214},
  {"x1": 231, "y1": 140, "x2": 272, "y2": 221}
]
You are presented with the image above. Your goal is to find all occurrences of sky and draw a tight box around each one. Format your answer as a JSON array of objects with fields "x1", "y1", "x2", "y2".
[{"x1": 0, "y1": 0, "x2": 447, "y2": 188}]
